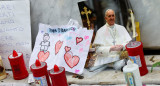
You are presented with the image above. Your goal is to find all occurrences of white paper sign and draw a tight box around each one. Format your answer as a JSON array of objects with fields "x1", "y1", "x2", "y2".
[
  {"x1": 0, "y1": 0, "x2": 32, "y2": 69},
  {"x1": 29, "y1": 23, "x2": 93, "y2": 74}
]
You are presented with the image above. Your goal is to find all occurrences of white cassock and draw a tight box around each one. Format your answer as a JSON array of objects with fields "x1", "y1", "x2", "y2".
[{"x1": 93, "y1": 23, "x2": 132, "y2": 66}]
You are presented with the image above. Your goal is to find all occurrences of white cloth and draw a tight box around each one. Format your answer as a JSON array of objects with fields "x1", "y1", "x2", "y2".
[{"x1": 93, "y1": 23, "x2": 132, "y2": 66}]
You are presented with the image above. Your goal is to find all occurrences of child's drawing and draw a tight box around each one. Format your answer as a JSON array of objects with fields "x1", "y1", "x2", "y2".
[
  {"x1": 38, "y1": 33, "x2": 50, "y2": 62},
  {"x1": 30, "y1": 23, "x2": 93, "y2": 74}
]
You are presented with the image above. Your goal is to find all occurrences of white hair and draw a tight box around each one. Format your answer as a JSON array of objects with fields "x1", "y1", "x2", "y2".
[{"x1": 105, "y1": 9, "x2": 115, "y2": 18}]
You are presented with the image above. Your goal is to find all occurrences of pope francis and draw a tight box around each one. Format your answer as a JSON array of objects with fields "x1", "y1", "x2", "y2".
[{"x1": 91, "y1": 9, "x2": 132, "y2": 70}]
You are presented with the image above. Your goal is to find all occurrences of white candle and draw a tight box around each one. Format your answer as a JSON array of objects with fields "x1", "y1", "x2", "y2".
[{"x1": 123, "y1": 60, "x2": 142, "y2": 86}]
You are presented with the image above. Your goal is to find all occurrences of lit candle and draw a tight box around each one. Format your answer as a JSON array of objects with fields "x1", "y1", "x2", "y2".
[
  {"x1": 126, "y1": 41, "x2": 148, "y2": 76},
  {"x1": 123, "y1": 60, "x2": 142, "y2": 86},
  {"x1": 8, "y1": 50, "x2": 29, "y2": 80},
  {"x1": 30, "y1": 59, "x2": 51, "y2": 86},
  {"x1": 0, "y1": 56, "x2": 7, "y2": 80},
  {"x1": 49, "y1": 65, "x2": 68, "y2": 86}
]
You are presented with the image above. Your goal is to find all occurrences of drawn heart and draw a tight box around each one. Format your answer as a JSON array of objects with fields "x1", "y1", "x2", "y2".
[
  {"x1": 55, "y1": 40, "x2": 63, "y2": 55},
  {"x1": 85, "y1": 40, "x2": 90, "y2": 46},
  {"x1": 64, "y1": 51, "x2": 80, "y2": 68},
  {"x1": 38, "y1": 51, "x2": 50, "y2": 62},
  {"x1": 65, "y1": 46, "x2": 71, "y2": 52},
  {"x1": 79, "y1": 48, "x2": 83, "y2": 53},
  {"x1": 76, "y1": 37, "x2": 83, "y2": 45},
  {"x1": 75, "y1": 69, "x2": 80, "y2": 74},
  {"x1": 84, "y1": 36, "x2": 89, "y2": 40}
]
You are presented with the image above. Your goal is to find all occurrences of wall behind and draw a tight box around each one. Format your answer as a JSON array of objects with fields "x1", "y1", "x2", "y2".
[{"x1": 129, "y1": 0, "x2": 160, "y2": 49}]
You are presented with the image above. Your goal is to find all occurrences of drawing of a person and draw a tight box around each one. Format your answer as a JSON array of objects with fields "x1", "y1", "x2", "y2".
[{"x1": 40, "y1": 33, "x2": 50, "y2": 53}]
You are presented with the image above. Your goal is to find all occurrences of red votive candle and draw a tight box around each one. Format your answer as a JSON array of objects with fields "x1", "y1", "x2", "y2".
[
  {"x1": 30, "y1": 59, "x2": 51, "y2": 86},
  {"x1": 126, "y1": 41, "x2": 148, "y2": 76},
  {"x1": 49, "y1": 65, "x2": 68, "y2": 86},
  {"x1": 8, "y1": 50, "x2": 29, "y2": 80}
]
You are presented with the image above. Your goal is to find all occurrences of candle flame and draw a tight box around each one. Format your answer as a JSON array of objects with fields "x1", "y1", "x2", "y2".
[
  {"x1": 13, "y1": 50, "x2": 18, "y2": 57},
  {"x1": 35, "y1": 59, "x2": 41, "y2": 67},
  {"x1": 54, "y1": 64, "x2": 59, "y2": 72}
]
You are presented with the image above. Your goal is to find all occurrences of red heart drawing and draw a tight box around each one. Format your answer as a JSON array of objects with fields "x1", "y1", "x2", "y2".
[
  {"x1": 76, "y1": 37, "x2": 83, "y2": 45},
  {"x1": 55, "y1": 40, "x2": 63, "y2": 55},
  {"x1": 38, "y1": 51, "x2": 50, "y2": 62},
  {"x1": 64, "y1": 51, "x2": 80, "y2": 68},
  {"x1": 65, "y1": 46, "x2": 71, "y2": 52}
]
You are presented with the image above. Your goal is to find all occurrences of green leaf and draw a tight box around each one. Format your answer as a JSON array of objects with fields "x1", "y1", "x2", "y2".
[{"x1": 151, "y1": 62, "x2": 160, "y2": 72}]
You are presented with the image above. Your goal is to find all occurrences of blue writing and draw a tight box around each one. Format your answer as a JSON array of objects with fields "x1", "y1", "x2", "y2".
[
  {"x1": 61, "y1": 28, "x2": 68, "y2": 32},
  {"x1": 0, "y1": 27, "x2": 24, "y2": 33},
  {"x1": 58, "y1": 28, "x2": 60, "y2": 33},
  {"x1": 0, "y1": 36, "x2": 13, "y2": 41},
  {"x1": 0, "y1": 4, "x2": 5, "y2": 10},
  {"x1": 0, "y1": 3, "x2": 15, "y2": 18},
  {"x1": 48, "y1": 27, "x2": 77, "y2": 33},
  {"x1": 0, "y1": 19, "x2": 14, "y2": 25},
  {"x1": 49, "y1": 28, "x2": 57, "y2": 33},
  {"x1": 0, "y1": 43, "x2": 12, "y2": 47},
  {"x1": 0, "y1": 11, "x2": 14, "y2": 18},
  {"x1": 0, "y1": 3, "x2": 14, "y2": 10},
  {"x1": 6, "y1": 4, "x2": 14, "y2": 10}
]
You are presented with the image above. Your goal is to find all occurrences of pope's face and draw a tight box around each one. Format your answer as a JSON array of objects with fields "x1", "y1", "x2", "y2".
[{"x1": 105, "y1": 10, "x2": 115, "y2": 26}]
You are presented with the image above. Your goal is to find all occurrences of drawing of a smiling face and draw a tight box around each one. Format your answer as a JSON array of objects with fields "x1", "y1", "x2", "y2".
[{"x1": 0, "y1": 66, "x2": 4, "y2": 73}]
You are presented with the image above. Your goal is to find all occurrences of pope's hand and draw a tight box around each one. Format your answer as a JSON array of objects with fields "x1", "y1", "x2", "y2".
[{"x1": 110, "y1": 45, "x2": 123, "y2": 51}]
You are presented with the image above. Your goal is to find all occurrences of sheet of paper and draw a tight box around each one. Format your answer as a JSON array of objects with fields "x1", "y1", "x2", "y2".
[
  {"x1": 0, "y1": 0, "x2": 32, "y2": 69},
  {"x1": 29, "y1": 23, "x2": 93, "y2": 74}
]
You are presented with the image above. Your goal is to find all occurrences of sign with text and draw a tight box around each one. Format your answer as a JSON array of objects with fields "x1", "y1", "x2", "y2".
[{"x1": 0, "y1": 0, "x2": 32, "y2": 69}]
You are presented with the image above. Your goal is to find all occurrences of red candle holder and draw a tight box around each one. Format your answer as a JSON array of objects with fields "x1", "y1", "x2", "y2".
[
  {"x1": 30, "y1": 59, "x2": 51, "y2": 86},
  {"x1": 8, "y1": 50, "x2": 29, "y2": 80},
  {"x1": 126, "y1": 41, "x2": 148, "y2": 76},
  {"x1": 49, "y1": 65, "x2": 68, "y2": 86}
]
